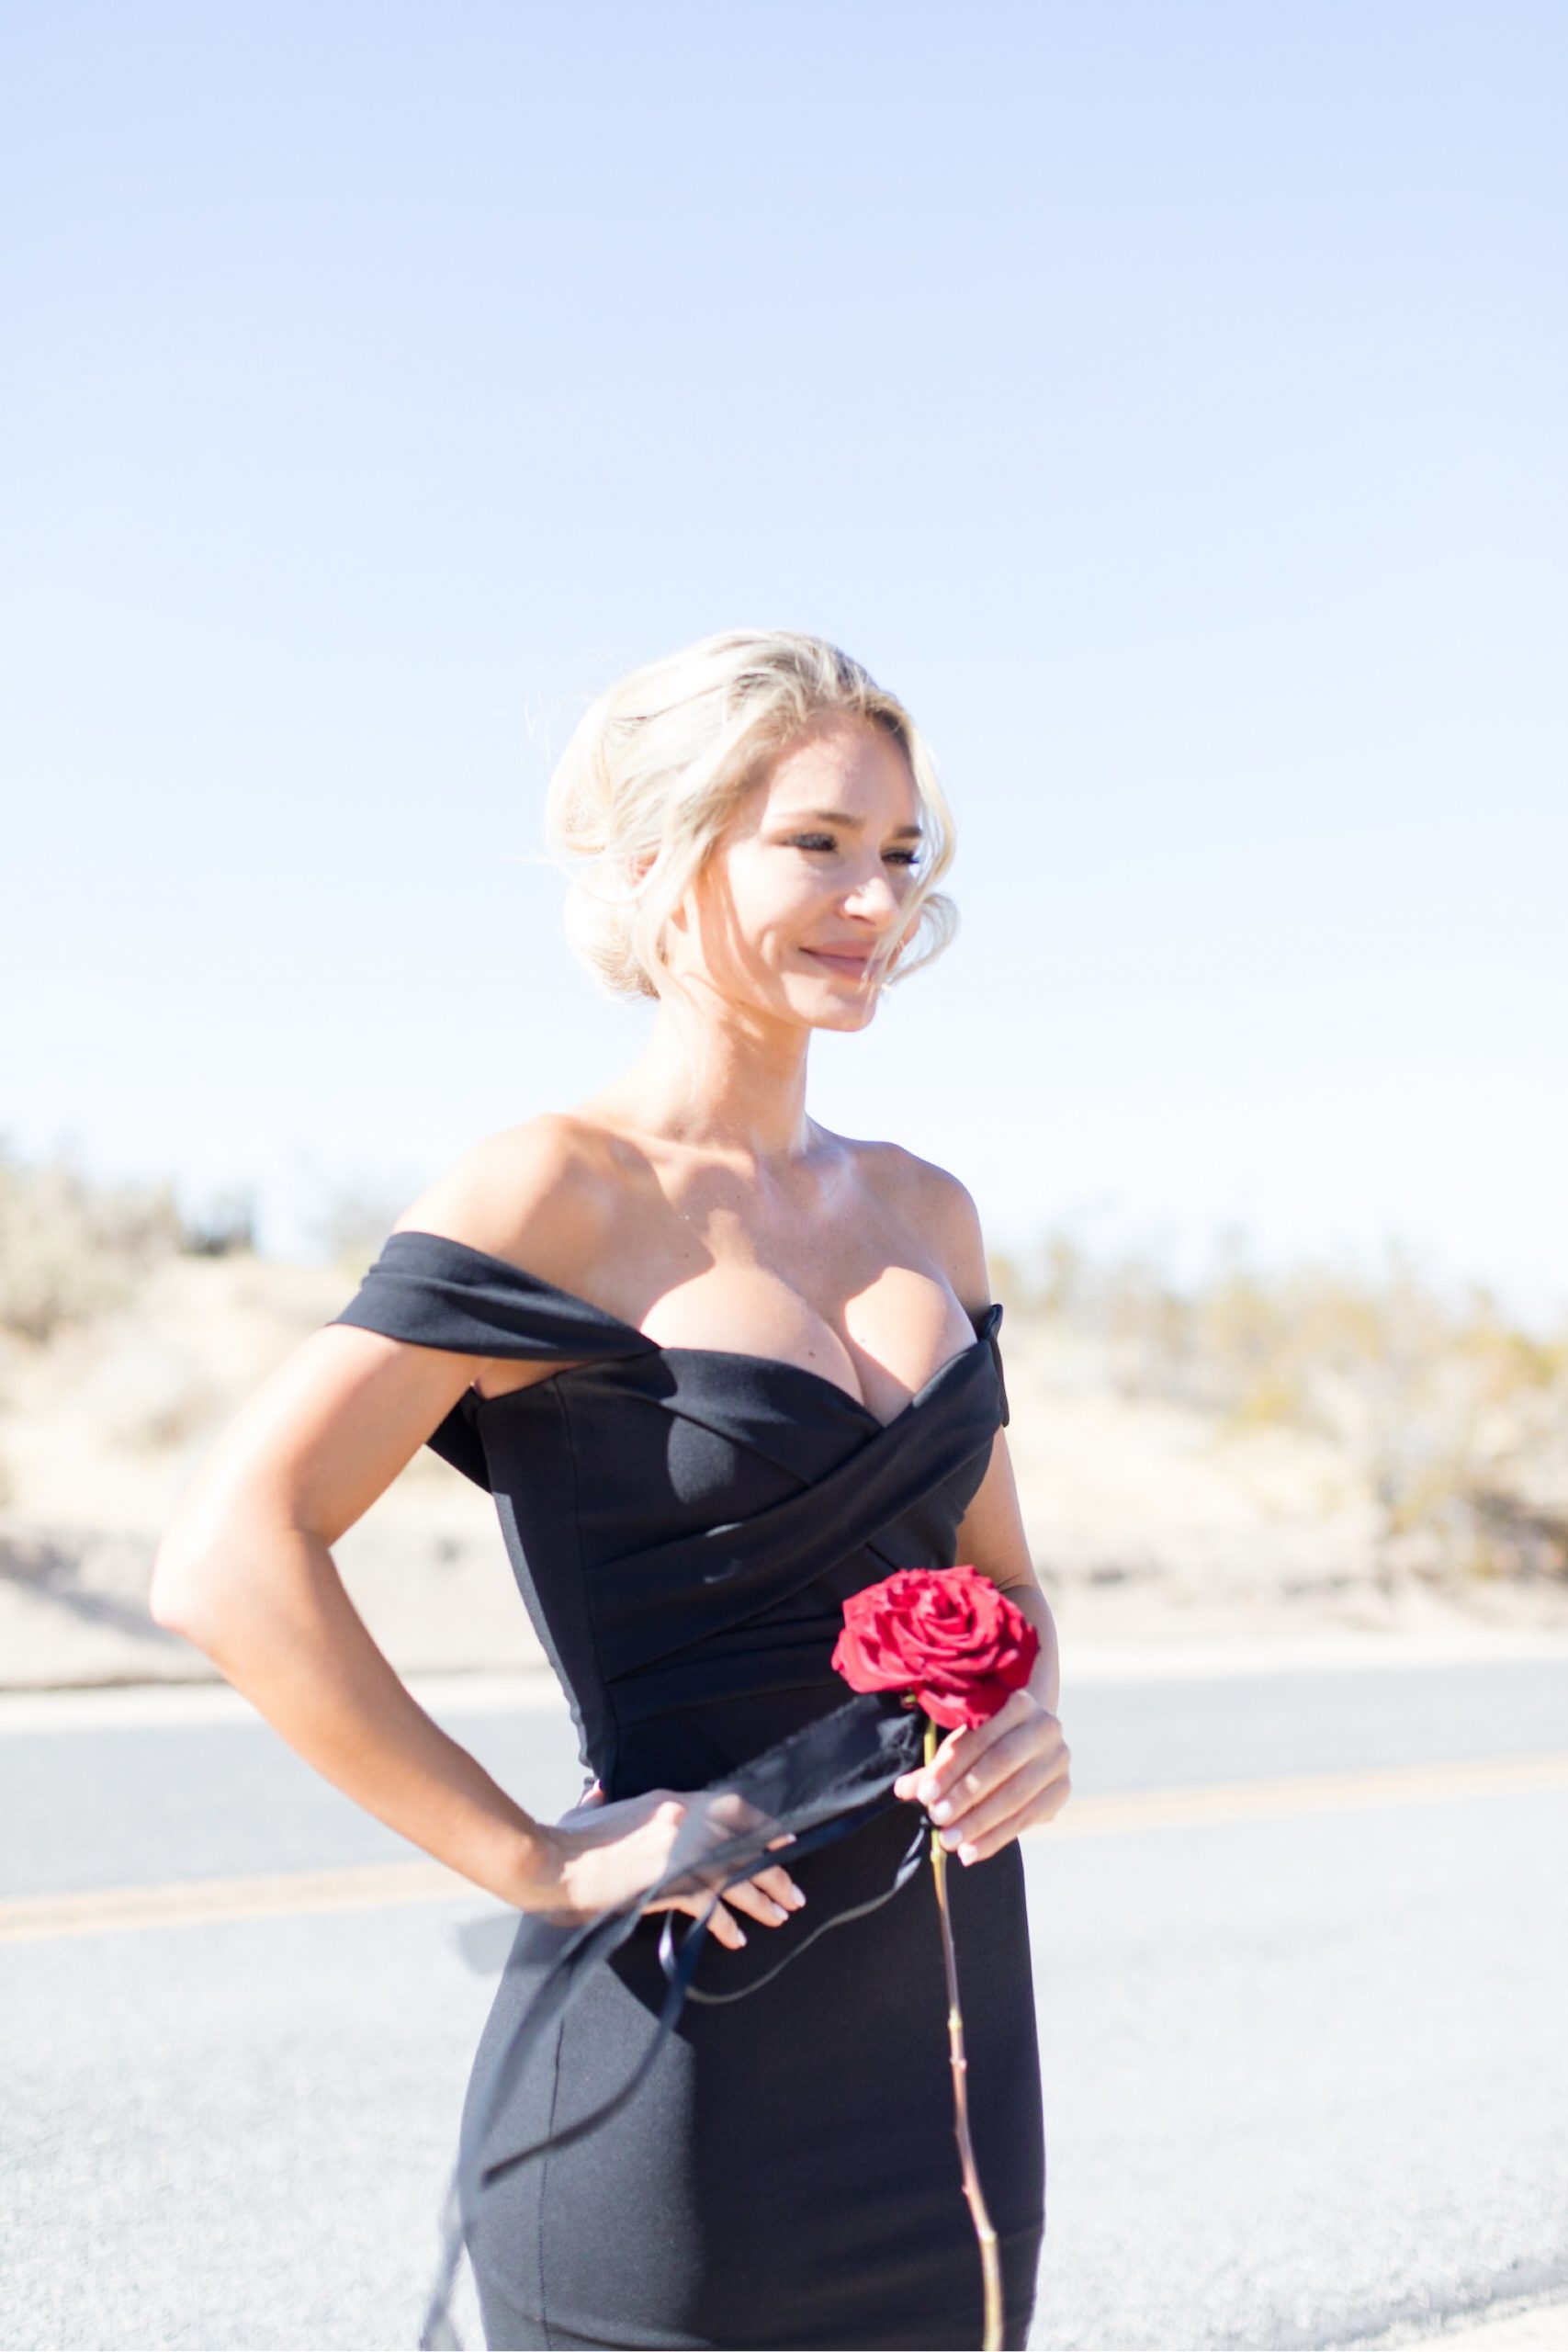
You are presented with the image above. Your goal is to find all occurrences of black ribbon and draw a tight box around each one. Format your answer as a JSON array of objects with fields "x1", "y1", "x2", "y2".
[{"x1": 419, "y1": 1691, "x2": 928, "y2": 2350}]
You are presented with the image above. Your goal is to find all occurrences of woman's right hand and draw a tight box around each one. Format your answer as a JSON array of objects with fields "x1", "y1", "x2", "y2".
[{"x1": 519, "y1": 1783, "x2": 807, "y2": 1951}]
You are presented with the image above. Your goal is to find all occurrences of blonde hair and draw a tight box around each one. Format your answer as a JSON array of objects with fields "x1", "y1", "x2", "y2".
[{"x1": 544, "y1": 628, "x2": 958, "y2": 1001}]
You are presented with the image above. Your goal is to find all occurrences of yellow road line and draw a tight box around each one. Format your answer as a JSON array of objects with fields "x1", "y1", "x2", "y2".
[
  {"x1": 1053, "y1": 1751, "x2": 1568, "y2": 1836},
  {"x1": 0, "y1": 1860, "x2": 473, "y2": 1945},
  {"x1": 5, "y1": 1752, "x2": 1567, "y2": 1946}
]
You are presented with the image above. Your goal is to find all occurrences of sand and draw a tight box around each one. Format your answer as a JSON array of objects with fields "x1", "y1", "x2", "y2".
[{"x1": 3, "y1": 1253, "x2": 1565, "y2": 1691}]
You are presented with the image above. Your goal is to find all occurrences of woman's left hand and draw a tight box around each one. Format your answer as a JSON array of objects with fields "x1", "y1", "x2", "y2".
[{"x1": 891, "y1": 1688, "x2": 1071, "y2": 1863}]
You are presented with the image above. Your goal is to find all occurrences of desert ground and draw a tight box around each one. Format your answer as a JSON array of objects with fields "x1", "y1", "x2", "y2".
[{"x1": 3, "y1": 1159, "x2": 1565, "y2": 1690}]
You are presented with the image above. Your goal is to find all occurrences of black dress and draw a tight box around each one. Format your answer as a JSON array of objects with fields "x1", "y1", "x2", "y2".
[{"x1": 333, "y1": 1230, "x2": 1045, "y2": 2351}]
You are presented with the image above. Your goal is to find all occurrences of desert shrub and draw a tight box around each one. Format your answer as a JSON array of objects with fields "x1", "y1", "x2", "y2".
[
  {"x1": 0, "y1": 1143, "x2": 185, "y2": 1341},
  {"x1": 301, "y1": 1180, "x2": 407, "y2": 1273},
  {"x1": 998, "y1": 1228, "x2": 1568, "y2": 1582},
  {"x1": 181, "y1": 1192, "x2": 256, "y2": 1256}
]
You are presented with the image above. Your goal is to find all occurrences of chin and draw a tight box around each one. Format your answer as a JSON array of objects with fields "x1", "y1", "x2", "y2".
[
  {"x1": 801, "y1": 988, "x2": 879, "y2": 1034},
  {"x1": 759, "y1": 963, "x2": 884, "y2": 1031}
]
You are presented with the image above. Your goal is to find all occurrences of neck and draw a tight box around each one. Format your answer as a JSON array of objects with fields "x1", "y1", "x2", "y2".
[{"x1": 598, "y1": 993, "x2": 816, "y2": 1170}]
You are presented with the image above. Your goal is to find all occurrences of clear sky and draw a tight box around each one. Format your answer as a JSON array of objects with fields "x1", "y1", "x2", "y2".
[{"x1": 5, "y1": 2, "x2": 1564, "y2": 1319}]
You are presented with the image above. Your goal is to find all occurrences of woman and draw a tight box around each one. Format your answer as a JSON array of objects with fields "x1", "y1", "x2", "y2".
[{"x1": 151, "y1": 628, "x2": 1072, "y2": 2351}]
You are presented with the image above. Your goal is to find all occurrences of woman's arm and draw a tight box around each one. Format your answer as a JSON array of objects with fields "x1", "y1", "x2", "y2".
[
  {"x1": 885, "y1": 1154, "x2": 1071, "y2": 1858},
  {"x1": 150, "y1": 1121, "x2": 804, "y2": 1940},
  {"x1": 151, "y1": 1306, "x2": 555, "y2": 1908}
]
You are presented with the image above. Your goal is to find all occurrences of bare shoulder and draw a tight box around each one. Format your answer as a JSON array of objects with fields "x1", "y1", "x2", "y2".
[
  {"x1": 845, "y1": 1137, "x2": 991, "y2": 1311},
  {"x1": 390, "y1": 1113, "x2": 620, "y2": 1289}
]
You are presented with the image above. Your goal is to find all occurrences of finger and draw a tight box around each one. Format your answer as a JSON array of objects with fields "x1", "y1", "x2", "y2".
[
  {"x1": 1033, "y1": 1771, "x2": 1073, "y2": 1826},
  {"x1": 667, "y1": 1791, "x2": 778, "y2": 1875},
  {"x1": 939, "y1": 1757, "x2": 1071, "y2": 1862},
  {"x1": 910, "y1": 1719, "x2": 998, "y2": 1809},
  {"x1": 730, "y1": 1862, "x2": 805, "y2": 1916},
  {"x1": 750, "y1": 1861, "x2": 807, "y2": 1910},
  {"x1": 926, "y1": 1698, "x2": 1060, "y2": 1820},
  {"x1": 946, "y1": 1789, "x2": 1069, "y2": 1865},
  {"x1": 658, "y1": 1871, "x2": 751, "y2": 1947},
  {"x1": 684, "y1": 1893, "x2": 748, "y2": 1950},
  {"x1": 703, "y1": 1790, "x2": 778, "y2": 1839},
  {"x1": 666, "y1": 1810, "x2": 804, "y2": 1913},
  {"x1": 724, "y1": 1879, "x2": 794, "y2": 1929},
  {"x1": 927, "y1": 1720, "x2": 1054, "y2": 1827},
  {"x1": 662, "y1": 1841, "x2": 782, "y2": 1910},
  {"x1": 946, "y1": 1737, "x2": 1069, "y2": 1836}
]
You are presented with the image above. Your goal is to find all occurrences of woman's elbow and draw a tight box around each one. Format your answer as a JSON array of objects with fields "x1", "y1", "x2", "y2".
[
  {"x1": 149, "y1": 1484, "x2": 266, "y2": 1652},
  {"x1": 148, "y1": 1521, "x2": 225, "y2": 1645}
]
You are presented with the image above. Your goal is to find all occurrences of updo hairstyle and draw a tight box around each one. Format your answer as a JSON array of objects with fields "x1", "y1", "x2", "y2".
[{"x1": 544, "y1": 629, "x2": 957, "y2": 1001}]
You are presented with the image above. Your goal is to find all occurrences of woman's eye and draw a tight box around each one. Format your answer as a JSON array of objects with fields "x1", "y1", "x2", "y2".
[{"x1": 785, "y1": 835, "x2": 919, "y2": 868}]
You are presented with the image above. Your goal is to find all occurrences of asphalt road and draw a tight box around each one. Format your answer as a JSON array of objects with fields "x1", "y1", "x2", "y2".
[{"x1": 2, "y1": 1658, "x2": 1565, "y2": 2351}]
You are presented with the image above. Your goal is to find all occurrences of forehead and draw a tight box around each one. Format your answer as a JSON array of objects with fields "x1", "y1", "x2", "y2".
[{"x1": 753, "y1": 717, "x2": 919, "y2": 820}]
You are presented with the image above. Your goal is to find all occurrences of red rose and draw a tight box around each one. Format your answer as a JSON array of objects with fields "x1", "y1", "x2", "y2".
[{"x1": 830, "y1": 1565, "x2": 1040, "y2": 1730}]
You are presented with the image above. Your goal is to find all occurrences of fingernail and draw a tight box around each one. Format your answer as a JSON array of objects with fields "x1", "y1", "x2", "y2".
[
  {"x1": 929, "y1": 1799, "x2": 953, "y2": 1824},
  {"x1": 940, "y1": 1826, "x2": 962, "y2": 1849},
  {"x1": 734, "y1": 1928, "x2": 748, "y2": 1946},
  {"x1": 917, "y1": 1778, "x2": 940, "y2": 1805},
  {"x1": 786, "y1": 1885, "x2": 807, "y2": 1908},
  {"x1": 957, "y1": 1844, "x2": 978, "y2": 1866}
]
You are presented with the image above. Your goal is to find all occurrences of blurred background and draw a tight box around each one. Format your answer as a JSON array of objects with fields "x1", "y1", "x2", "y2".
[
  {"x1": 4, "y1": 0, "x2": 1564, "y2": 1682},
  {"x1": 3, "y1": 8, "x2": 1567, "y2": 2351}
]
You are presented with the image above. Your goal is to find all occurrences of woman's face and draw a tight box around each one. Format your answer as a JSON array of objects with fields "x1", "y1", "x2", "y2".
[{"x1": 670, "y1": 718, "x2": 927, "y2": 1031}]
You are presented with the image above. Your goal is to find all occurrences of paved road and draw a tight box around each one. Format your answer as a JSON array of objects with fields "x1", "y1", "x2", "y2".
[{"x1": 2, "y1": 1659, "x2": 1565, "y2": 2350}]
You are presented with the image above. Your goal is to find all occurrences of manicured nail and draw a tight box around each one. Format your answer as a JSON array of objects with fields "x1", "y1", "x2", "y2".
[
  {"x1": 785, "y1": 1885, "x2": 807, "y2": 1908},
  {"x1": 917, "y1": 1778, "x2": 940, "y2": 1805},
  {"x1": 940, "y1": 1826, "x2": 962, "y2": 1849},
  {"x1": 929, "y1": 1799, "x2": 953, "y2": 1824},
  {"x1": 957, "y1": 1844, "x2": 978, "y2": 1866}
]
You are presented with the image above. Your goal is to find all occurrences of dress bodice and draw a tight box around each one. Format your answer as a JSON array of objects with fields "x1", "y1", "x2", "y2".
[{"x1": 332, "y1": 1229, "x2": 1010, "y2": 1799}]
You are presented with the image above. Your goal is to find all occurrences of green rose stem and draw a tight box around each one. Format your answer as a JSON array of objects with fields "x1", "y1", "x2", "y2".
[{"x1": 922, "y1": 1713, "x2": 1003, "y2": 2352}]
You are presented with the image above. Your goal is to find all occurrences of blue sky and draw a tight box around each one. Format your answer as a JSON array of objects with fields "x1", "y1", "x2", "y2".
[{"x1": 6, "y1": 3, "x2": 1564, "y2": 1318}]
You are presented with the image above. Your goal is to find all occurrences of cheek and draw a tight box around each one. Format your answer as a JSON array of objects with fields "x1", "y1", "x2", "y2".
[
  {"x1": 688, "y1": 862, "x2": 772, "y2": 973},
  {"x1": 720, "y1": 853, "x2": 829, "y2": 955}
]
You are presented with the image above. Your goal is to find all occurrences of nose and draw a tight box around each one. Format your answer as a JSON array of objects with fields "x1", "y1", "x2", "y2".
[{"x1": 840, "y1": 867, "x2": 900, "y2": 922}]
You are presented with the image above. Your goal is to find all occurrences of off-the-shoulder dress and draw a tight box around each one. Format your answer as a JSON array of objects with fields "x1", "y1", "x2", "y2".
[{"x1": 333, "y1": 1228, "x2": 1044, "y2": 2352}]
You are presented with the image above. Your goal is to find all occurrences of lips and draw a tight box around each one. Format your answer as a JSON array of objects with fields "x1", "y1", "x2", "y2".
[{"x1": 803, "y1": 946, "x2": 874, "y2": 977}]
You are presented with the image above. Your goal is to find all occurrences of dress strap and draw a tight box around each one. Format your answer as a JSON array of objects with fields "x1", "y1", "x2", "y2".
[
  {"x1": 330, "y1": 1229, "x2": 658, "y2": 1363},
  {"x1": 975, "y1": 1299, "x2": 1010, "y2": 1429},
  {"x1": 328, "y1": 1230, "x2": 657, "y2": 1489}
]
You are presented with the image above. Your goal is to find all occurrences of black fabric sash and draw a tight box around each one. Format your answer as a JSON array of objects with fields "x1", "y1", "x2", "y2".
[{"x1": 419, "y1": 1691, "x2": 929, "y2": 2350}]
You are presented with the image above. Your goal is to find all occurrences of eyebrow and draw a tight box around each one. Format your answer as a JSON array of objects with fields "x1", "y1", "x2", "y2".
[{"x1": 776, "y1": 808, "x2": 925, "y2": 839}]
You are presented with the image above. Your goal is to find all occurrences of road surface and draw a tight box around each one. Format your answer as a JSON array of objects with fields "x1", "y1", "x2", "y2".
[{"x1": 2, "y1": 1654, "x2": 1565, "y2": 2349}]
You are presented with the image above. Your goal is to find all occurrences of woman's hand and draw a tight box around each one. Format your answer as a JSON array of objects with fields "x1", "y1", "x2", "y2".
[
  {"x1": 891, "y1": 1687, "x2": 1071, "y2": 1863},
  {"x1": 518, "y1": 1781, "x2": 807, "y2": 1951}
]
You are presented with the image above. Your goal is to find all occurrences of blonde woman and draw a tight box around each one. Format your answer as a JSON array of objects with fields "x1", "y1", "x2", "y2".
[{"x1": 152, "y1": 630, "x2": 1071, "y2": 2350}]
